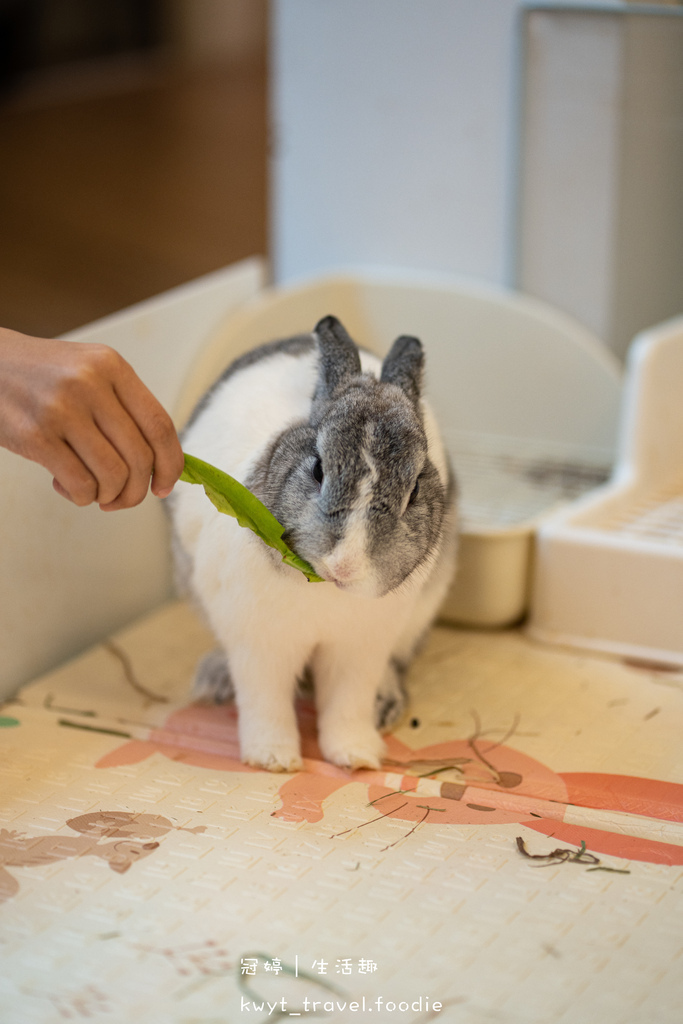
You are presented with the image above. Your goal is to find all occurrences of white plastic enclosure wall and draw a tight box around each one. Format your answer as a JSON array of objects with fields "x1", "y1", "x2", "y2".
[
  {"x1": 0, "y1": 261, "x2": 622, "y2": 705},
  {"x1": 176, "y1": 268, "x2": 622, "y2": 628},
  {"x1": 528, "y1": 314, "x2": 683, "y2": 666},
  {"x1": 0, "y1": 259, "x2": 265, "y2": 702}
]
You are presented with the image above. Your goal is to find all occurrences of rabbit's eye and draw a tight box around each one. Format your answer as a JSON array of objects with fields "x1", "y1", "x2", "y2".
[
  {"x1": 312, "y1": 458, "x2": 324, "y2": 486},
  {"x1": 408, "y1": 478, "x2": 420, "y2": 506}
]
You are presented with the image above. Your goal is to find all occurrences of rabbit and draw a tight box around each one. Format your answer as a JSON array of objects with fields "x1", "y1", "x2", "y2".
[{"x1": 170, "y1": 315, "x2": 458, "y2": 772}]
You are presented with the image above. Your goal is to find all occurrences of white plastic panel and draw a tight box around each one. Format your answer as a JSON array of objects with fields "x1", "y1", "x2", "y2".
[
  {"x1": 529, "y1": 315, "x2": 683, "y2": 665},
  {"x1": 0, "y1": 259, "x2": 265, "y2": 701}
]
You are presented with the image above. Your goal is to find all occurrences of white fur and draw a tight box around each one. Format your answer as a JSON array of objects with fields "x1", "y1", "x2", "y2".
[{"x1": 174, "y1": 344, "x2": 456, "y2": 772}]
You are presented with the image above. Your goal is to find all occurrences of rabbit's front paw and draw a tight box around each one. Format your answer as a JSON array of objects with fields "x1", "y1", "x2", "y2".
[
  {"x1": 320, "y1": 725, "x2": 386, "y2": 771},
  {"x1": 241, "y1": 737, "x2": 303, "y2": 773}
]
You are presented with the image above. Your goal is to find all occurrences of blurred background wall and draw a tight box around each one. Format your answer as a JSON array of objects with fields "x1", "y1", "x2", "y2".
[
  {"x1": 271, "y1": 0, "x2": 683, "y2": 359},
  {"x1": 0, "y1": 0, "x2": 268, "y2": 337},
  {"x1": 1, "y1": 0, "x2": 681, "y2": 359}
]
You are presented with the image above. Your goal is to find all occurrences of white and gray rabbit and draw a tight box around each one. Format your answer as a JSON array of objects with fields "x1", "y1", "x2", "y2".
[{"x1": 170, "y1": 315, "x2": 457, "y2": 772}]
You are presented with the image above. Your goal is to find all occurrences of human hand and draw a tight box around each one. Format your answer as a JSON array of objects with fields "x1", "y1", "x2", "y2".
[{"x1": 0, "y1": 327, "x2": 184, "y2": 510}]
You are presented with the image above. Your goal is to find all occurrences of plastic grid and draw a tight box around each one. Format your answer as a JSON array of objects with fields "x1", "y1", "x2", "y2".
[
  {"x1": 448, "y1": 433, "x2": 612, "y2": 531},
  {"x1": 595, "y1": 487, "x2": 683, "y2": 547}
]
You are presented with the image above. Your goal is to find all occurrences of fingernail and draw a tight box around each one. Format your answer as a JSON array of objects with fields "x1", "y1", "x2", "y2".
[{"x1": 156, "y1": 486, "x2": 173, "y2": 499}]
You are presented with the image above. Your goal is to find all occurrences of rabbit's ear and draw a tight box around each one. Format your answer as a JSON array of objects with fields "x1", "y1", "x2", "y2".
[
  {"x1": 380, "y1": 335, "x2": 424, "y2": 405},
  {"x1": 314, "y1": 316, "x2": 362, "y2": 400}
]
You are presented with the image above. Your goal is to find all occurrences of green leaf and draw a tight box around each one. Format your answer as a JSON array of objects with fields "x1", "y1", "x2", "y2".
[{"x1": 179, "y1": 453, "x2": 324, "y2": 583}]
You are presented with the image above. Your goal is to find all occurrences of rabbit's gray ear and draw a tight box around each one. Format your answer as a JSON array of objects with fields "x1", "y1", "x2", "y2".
[
  {"x1": 380, "y1": 335, "x2": 424, "y2": 405},
  {"x1": 314, "y1": 315, "x2": 362, "y2": 400}
]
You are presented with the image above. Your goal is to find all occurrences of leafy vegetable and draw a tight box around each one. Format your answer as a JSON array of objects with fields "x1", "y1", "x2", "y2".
[{"x1": 179, "y1": 452, "x2": 324, "y2": 583}]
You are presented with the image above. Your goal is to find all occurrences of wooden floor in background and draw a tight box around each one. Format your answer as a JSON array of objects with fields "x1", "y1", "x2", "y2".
[{"x1": 0, "y1": 56, "x2": 268, "y2": 338}]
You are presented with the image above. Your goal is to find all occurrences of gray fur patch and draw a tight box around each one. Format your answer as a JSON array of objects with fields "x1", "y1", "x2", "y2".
[
  {"x1": 380, "y1": 335, "x2": 424, "y2": 406},
  {"x1": 312, "y1": 316, "x2": 362, "y2": 405},
  {"x1": 374, "y1": 660, "x2": 409, "y2": 730},
  {"x1": 193, "y1": 649, "x2": 234, "y2": 704}
]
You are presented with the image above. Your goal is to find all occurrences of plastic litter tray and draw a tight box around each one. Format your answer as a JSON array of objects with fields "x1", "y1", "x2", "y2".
[
  {"x1": 529, "y1": 314, "x2": 683, "y2": 666},
  {"x1": 176, "y1": 269, "x2": 622, "y2": 627}
]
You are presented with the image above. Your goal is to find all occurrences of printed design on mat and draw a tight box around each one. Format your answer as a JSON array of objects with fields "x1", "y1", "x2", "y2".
[
  {"x1": 0, "y1": 811, "x2": 202, "y2": 904},
  {"x1": 95, "y1": 701, "x2": 683, "y2": 866}
]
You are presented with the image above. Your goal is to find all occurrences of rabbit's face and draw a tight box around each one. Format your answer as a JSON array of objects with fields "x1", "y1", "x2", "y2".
[
  {"x1": 308, "y1": 386, "x2": 445, "y2": 597},
  {"x1": 252, "y1": 317, "x2": 449, "y2": 599}
]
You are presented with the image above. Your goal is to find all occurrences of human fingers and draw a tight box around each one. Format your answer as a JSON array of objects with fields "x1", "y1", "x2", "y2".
[
  {"x1": 39, "y1": 378, "x2": 148, "y2": 509},
  {"x1": 58, "y1": 408, "x2": 133, "y2": 507},
  {"x1": 45, "y1": 438, "x2": 101, "y2": 506},
  {"x1": 0, "y1": 335, "x2": 135, "y2": 505},
  {"x1": 52, "y1": 478, "x2": 72, "y2": 501},
  {"x1": 104, "y1": 354, "x2": 184, "y2": 501},
  {"x1": 52, "y1": 414, "x2": 154, "y2": 512},
  {"x1": 84, "y1": 393, "x2": 157, "y2": 510},
  {"x1": 0, "y1": 332, "x2": 182, "y2": 508},
  {"x1": 48, "y1": 343, "x2": 178, "y2": 509}
]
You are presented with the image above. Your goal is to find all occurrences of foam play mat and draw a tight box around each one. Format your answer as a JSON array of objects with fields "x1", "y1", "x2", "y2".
[{"x1": 1, "y1": 600, "x2": 683, "y2": 1023}]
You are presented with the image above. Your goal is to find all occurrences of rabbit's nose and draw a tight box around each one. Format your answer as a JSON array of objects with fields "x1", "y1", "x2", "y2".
[
  {"x1": 323, "y1": 556, "x2": 358, "y2": 587},
  {"x1": 325, "y1": 526, "x2": 368, "y2": 582},
  {"x1": 331, "y1": 560, "x2": 355, "y2": 581}
]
